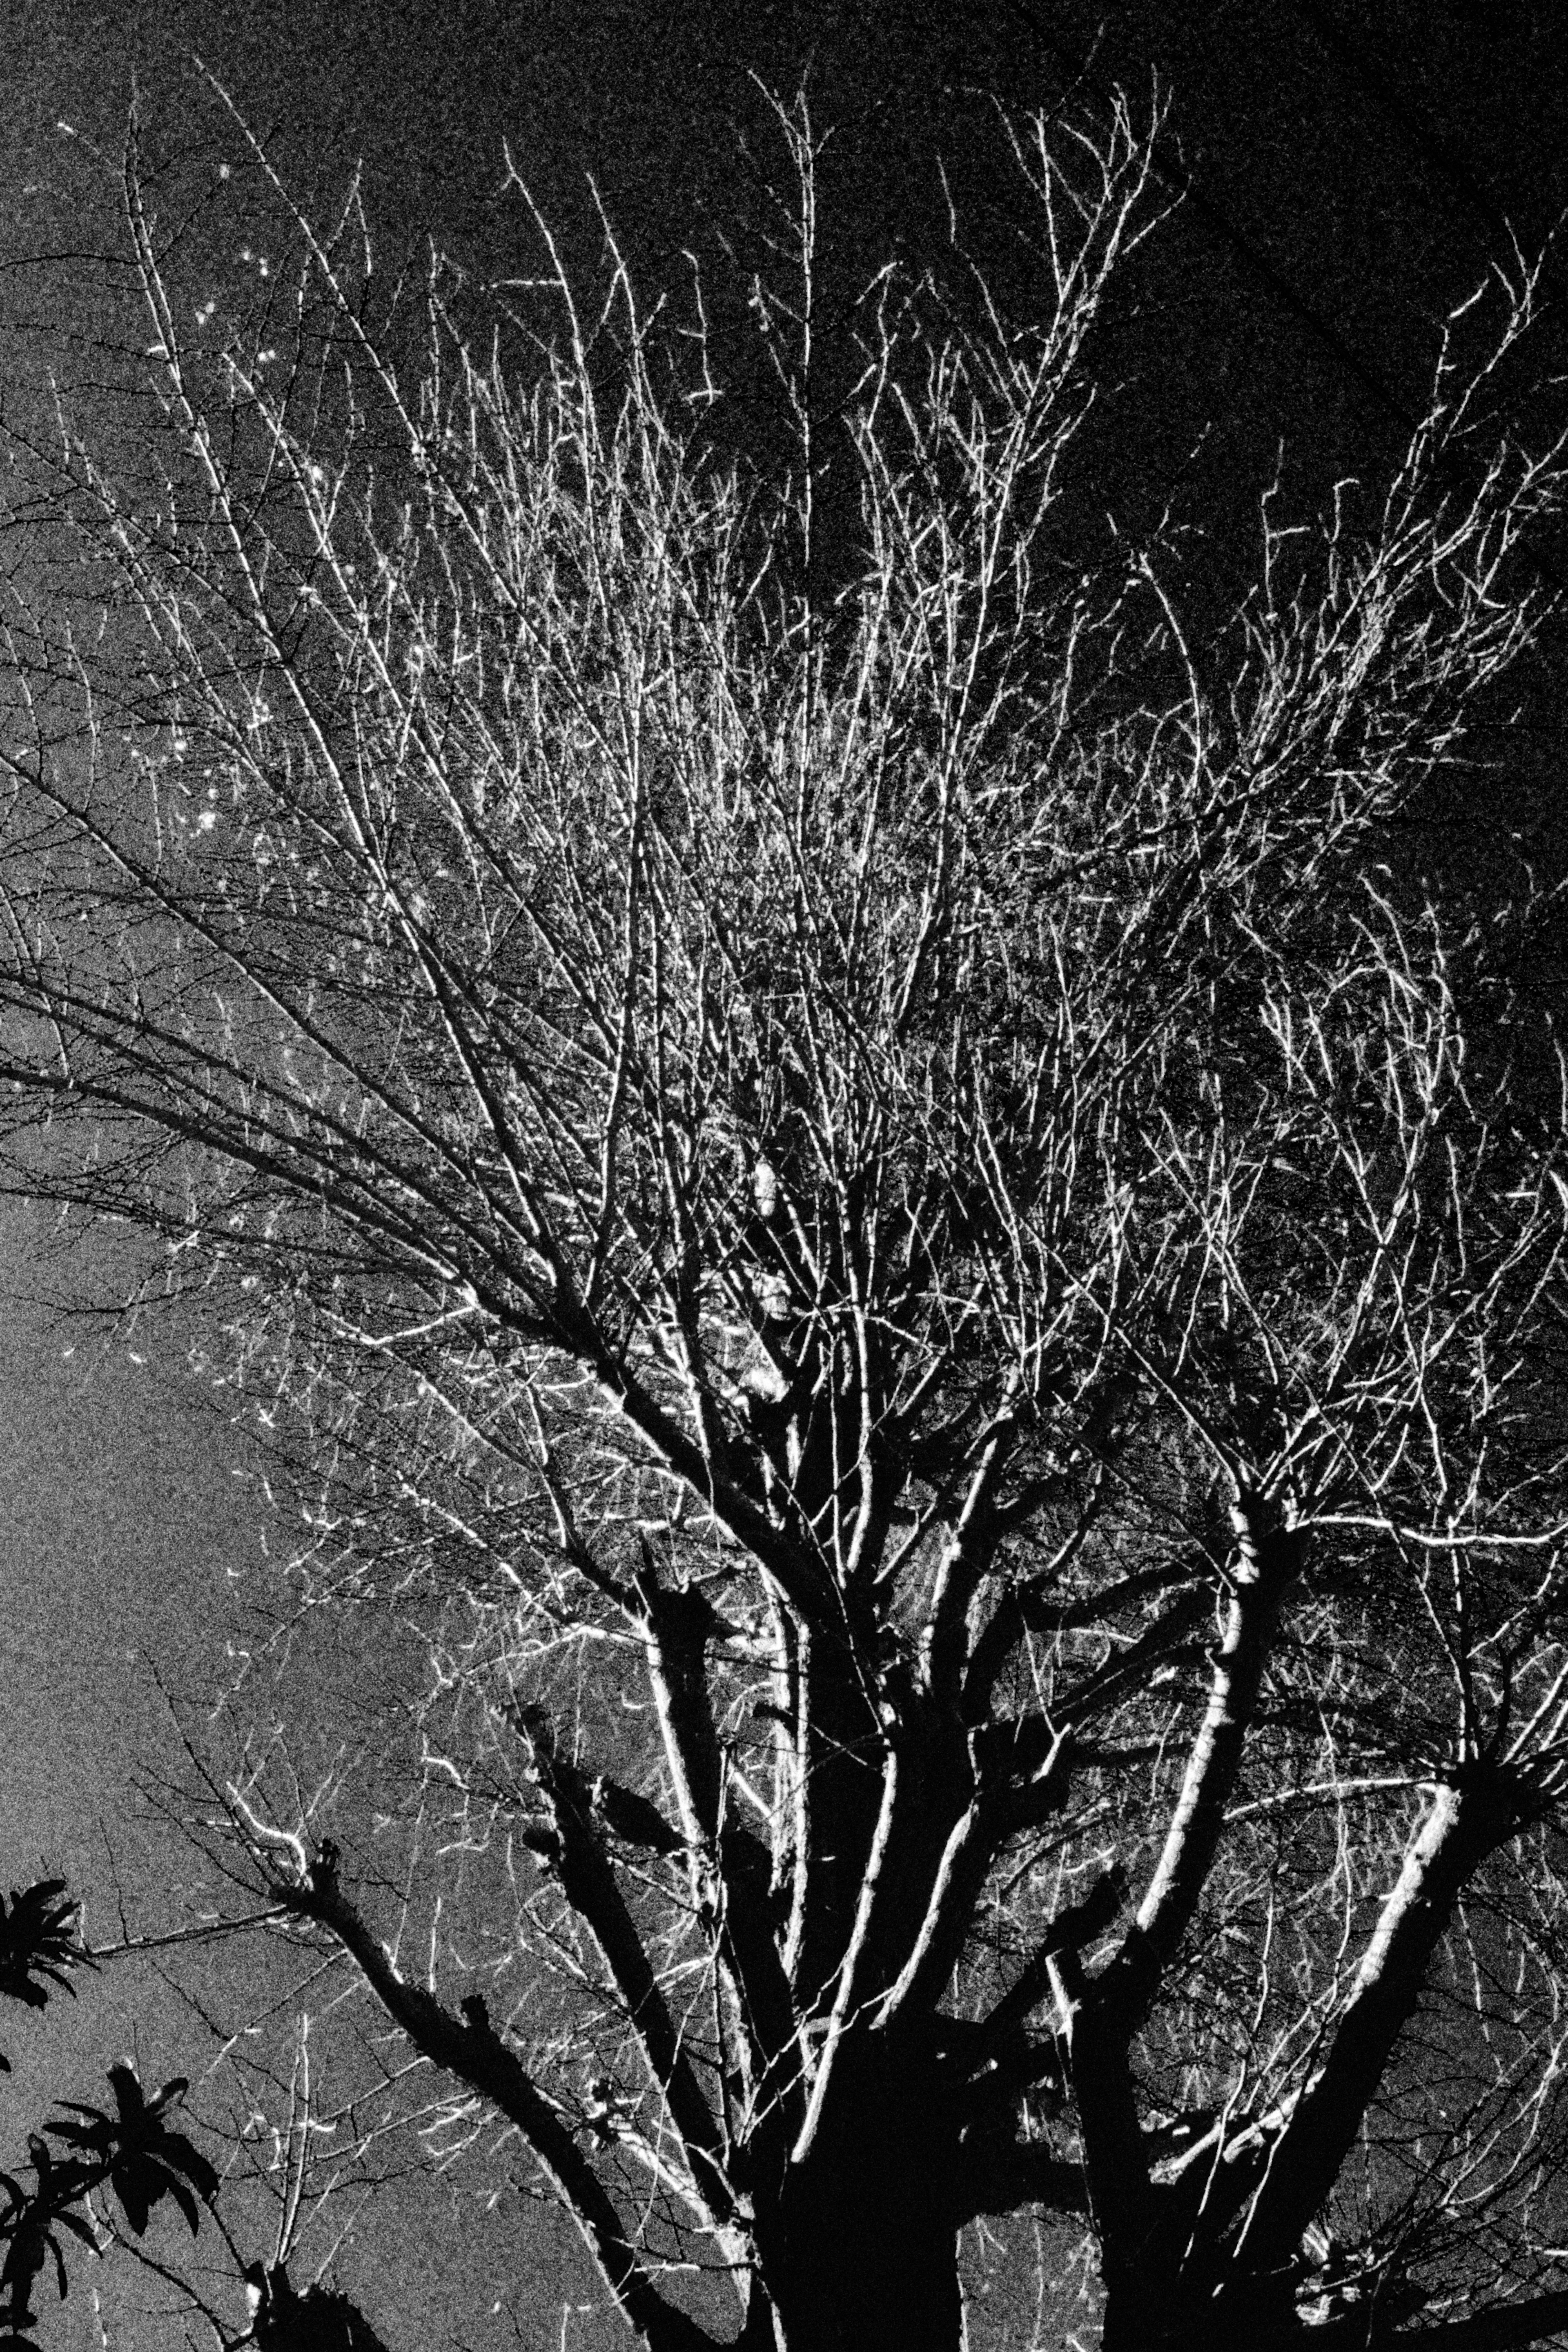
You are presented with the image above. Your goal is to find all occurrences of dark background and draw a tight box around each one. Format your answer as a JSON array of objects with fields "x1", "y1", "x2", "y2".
[{"x1": 13, "y1": 3, "x2": 1568, "y2": 481}]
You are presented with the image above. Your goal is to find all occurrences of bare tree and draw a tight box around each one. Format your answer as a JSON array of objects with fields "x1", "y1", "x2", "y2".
[{"x1": 0, "y1": 80, "x2": 1567, "y2": 2352}]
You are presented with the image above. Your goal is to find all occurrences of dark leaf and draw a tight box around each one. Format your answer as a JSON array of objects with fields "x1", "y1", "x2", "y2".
[
  {"x1": 152, "y1": 2165, "x2": 199, "y2": 2236},
  {"x1": 105, "y1": 2064, "x2": 148, "y2": 2124},
  {"x1": 110, "y1": 2162, "x2": 152, "y2": 2239},
  {"x1": 158, "y1": 2130, "x2": 219, "y2": 2206},
  {"x1": 0, "y1": 1885, "x2": 87, "y2": 2020},
  {"x1": 46, "y1": 2211, "x2": 97, "y2": 2254}
]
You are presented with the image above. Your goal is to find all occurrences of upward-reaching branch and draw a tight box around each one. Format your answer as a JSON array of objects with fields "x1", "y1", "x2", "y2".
[
  {"x1": 277, "y1": 1847, "x2": 720, "y2": 2352},
  {"x1": 1100, "y1": 1490, "x2": 1303, "y2": 2027}
]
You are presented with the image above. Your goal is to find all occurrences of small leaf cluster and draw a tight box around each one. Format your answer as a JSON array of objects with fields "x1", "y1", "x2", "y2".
[
  {"x1": 0, "y1": 2061, "x2": 218, "y2": 2348},
  {"x1": 0, "y1": 1887, "x2": 84, "y2": 2062},
  {"x1": 0, "y1": 1877, "x2": 218, "y2": 2347}
]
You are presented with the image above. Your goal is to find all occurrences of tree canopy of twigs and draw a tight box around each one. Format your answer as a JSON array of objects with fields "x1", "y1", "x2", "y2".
[{"x1": 2, "y1": 78, "x2": 1568, "y2": 2352}]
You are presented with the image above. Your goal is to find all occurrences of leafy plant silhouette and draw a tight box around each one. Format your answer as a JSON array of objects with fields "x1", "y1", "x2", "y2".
[
  {"x1": 0, "y1": 1876, "x2": 218, "y2": 2348},
  {"x1": 0, "y1": 1875, "x2": 387, "y2": 2349},
  {"x1": 0, "y1": 2058, "x2": 219, "y2": 2345},
  {"x1": 0, "y1": 1886, "x2": 86, "y2": 2052}
]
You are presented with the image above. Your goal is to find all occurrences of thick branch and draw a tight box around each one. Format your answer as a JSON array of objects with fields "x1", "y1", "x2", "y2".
[
  {"x1": 508, "y1": 1711, "x2": 739, "y2": 2227},
  {"x1": 874, "y1": 1740, "x2": 1077, "y2": 2031},
  {"x1": 971, "y1": 1867, "x2": 1127, "y2": 2054},
  {"x1": 955, "y1": 2130, "x2": 1091, "y2": 2224},
  {"x1": 281, "y1": 1854, "x2": 717, "y2": 2352},
  {"x1": 1241, "y1": 1771, "x2": 1519, "y2": 2274},
  {"x1": 566, "y1": 1324, "x2": 835, "y2": 1629},
  {"x1": 919, "y1": 1406, "x2": 1018, "y2": 1706},
  {"x1": 632, "y1": 1553, "x2": 798, "y2": 2117},
  {"x1": 1048, "y1": 1944, "x2": 1154, "y2": 2300},
  {"x1": 633, "y1": 1553, "x2": 724, "y2": 1843},
  {"x1": 964, "y1": 1556, "x2": 1199, "y2": 1720},
  {"x1": 1371, "y1": 2289, "x2": 1568, "y2": 2351},
  {"x1": 1099, "y1": 1490, "x2": 1300, "y2": 2026}
]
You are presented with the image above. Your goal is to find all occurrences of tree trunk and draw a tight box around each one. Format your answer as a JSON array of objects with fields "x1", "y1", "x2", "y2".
[
  {"x1": 1099, "y1": 2269, "x2": 1303, "y2": 2352},
  {"x1": 756, "y1": 2046, "x2": 964, "y2": 2352}
]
